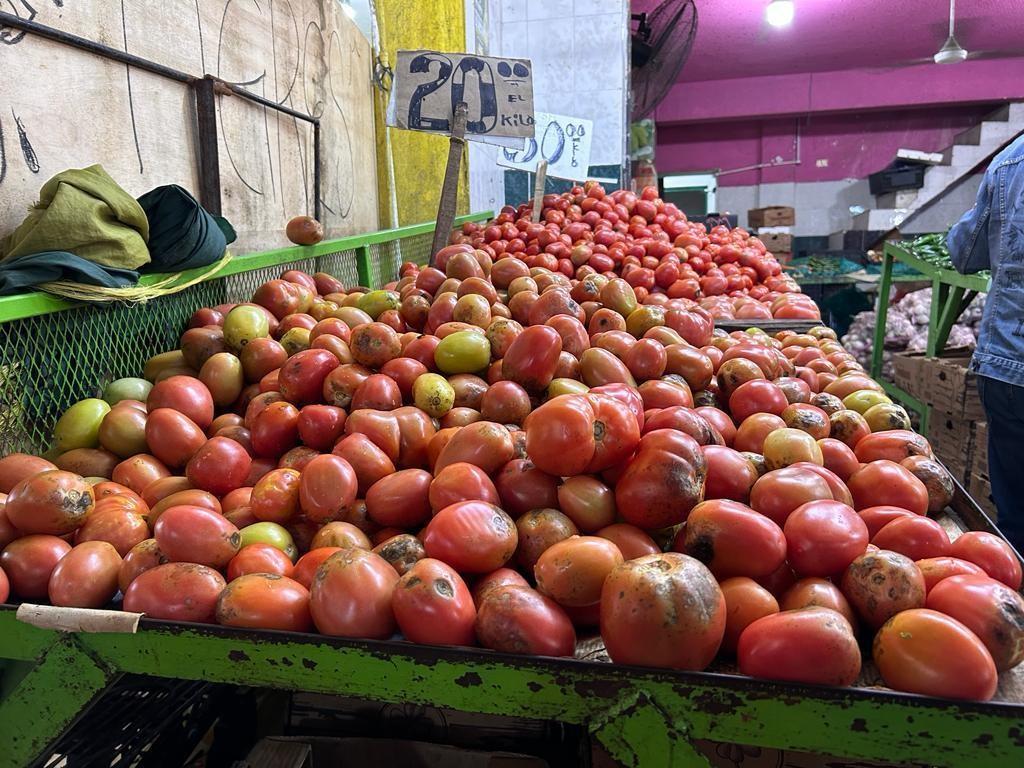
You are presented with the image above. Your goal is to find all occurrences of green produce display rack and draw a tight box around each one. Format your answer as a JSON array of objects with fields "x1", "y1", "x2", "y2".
[
  {"x1": 1, "y1": 217, "x2": 1022, "y2": 768},
  {"x1": 869, "y1": 241, "x2": 990, "y2": 433}
]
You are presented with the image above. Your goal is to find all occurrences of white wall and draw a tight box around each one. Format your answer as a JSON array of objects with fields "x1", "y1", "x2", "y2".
[
  {"x1": 718, "y1": 180, "x2": 875, "y2": 237},
  {"x1": 901, "y1": 174, "x2": 983, "y2": 235}
]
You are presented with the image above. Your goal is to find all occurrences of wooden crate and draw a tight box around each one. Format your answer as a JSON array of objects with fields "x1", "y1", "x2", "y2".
[
  {"x1": 747, "y1": 206, "x2": 795, "y2": 228},
  {"x1": 759, "y1": 232, "x2": 793, "y2": 254}
]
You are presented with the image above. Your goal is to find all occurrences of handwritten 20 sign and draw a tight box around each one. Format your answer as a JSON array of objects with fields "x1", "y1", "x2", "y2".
[
  {"x1": 388, "y1": 50, "x2": 536, "y2": 139},
  {"x1": 497, "y1": 112, "x2": 594, "y2": 181}
]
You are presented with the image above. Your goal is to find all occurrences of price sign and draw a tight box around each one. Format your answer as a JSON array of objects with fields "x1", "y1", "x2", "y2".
[
  {"x1": 387, "y1": 50, "x2": 535, "y2": 140},
  {"x1": 497, "y1": 112, "x2": 593, "y2": 181}
]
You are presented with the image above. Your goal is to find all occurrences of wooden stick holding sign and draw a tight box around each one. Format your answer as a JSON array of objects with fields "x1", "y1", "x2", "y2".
[
  {"x1": 430, "y1": 102, "x2": 469, "y2": 263},
  {"x1": 531, "y1": 160, "x2": 548, "y2": 223}
]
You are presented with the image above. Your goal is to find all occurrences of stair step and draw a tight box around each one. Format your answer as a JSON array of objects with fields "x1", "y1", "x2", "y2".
[
  {"x1": 949, "y1": 143, "x2": 990, "y2": 171},
  {"x1": 1008, "y1": 102, "x2": 1024, "y2": 124},
  {"x1": 979, "y1": 120, "x2": 1016, "y2": 146}
]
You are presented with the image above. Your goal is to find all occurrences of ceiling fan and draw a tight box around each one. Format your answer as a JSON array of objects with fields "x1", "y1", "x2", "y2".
[{"x1": 879, "y1": 0, "x2": 1023, "y2": 68}]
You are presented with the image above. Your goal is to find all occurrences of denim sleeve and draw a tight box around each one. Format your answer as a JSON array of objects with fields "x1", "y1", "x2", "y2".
[{"x1": 947, "y1": 171, "x2": 993, "y2": 274}]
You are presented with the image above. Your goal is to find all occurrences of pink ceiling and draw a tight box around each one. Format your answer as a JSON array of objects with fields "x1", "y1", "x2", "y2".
[{"x1": 634, "y1": 0, "x2": 1024, "y2": 82}]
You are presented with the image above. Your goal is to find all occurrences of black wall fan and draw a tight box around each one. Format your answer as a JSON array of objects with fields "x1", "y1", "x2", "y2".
[{"x1": 631, "y1": 0, "x2": 698, "y2": 120}]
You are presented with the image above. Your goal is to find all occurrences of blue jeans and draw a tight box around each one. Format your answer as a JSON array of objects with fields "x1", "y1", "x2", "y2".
[{"x1": 977, "y1": 376, "x2": 1024, "y2": 552}]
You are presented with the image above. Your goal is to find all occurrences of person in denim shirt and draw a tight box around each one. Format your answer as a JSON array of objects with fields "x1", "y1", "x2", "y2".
[{"x1": 948, "y1": 133, "x2": 1024, "y2": 553}]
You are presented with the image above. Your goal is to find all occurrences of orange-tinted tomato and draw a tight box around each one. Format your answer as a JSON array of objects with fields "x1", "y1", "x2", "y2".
[
  {"x1": 926, "y1": 574, "x2": 1024, "y2": 671},
  {"x1": 309, "y1": 548, "x2": 398, "y2": 638},
  {"x1": 719, "y1": 576, "x2": 779, "y2": 653},
  {"x1": 227, "y1": 543, "x2": 295, "y2": 581},
  {"x1": 421, "y1": 502, "x2": 518, "y2": 574},
  {"x1": 841, "y1": 550, "x2": 925, "y2": 629},
  {"x1": 677, "y1": 500, "x2": 786, "y2": 579},
  {"x1": 848, "y1": 460, "x2": 928, "y2": 515},
  {"x1": 216, "y1": 573, "x2": 312, "y2": 632},
  {"x1": 916, "y1": 556, "x2": 986, "y2": 593},
  {"x1": 738, "y1": 607, "x2": 860, "y2": 686},
  {"x1": 596, "y1": 523, "x2": 660, "y2": 561},
  {"x1": 780, "y1": 577, "x2": 857, "y2": 628},
  {"x1": 534, "y1": 536, "x2": 623, "y2": 607},
  {"x1": 392, "y1": 558, "x2": 477, "y2": 646},
  {"x1": 123, "y1": 562, "x2": 226, "y2": 623}
]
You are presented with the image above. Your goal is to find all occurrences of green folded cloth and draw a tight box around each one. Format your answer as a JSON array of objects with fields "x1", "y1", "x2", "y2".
[
  {"x1": 0, "y1": 165, "x2": 150, "y2": 269},
  {"x1": 0, "y1": 252, "x2": 139, "y2": 296},
  {"x1": 138, "y1": 185, "x2": 236, "y2": 273}
]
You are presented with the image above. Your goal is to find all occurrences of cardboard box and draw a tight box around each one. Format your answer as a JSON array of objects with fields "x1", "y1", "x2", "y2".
[
  {"x1": 973, "y1": 421, "x2": 989, "y2": 478},
  {"x1": 747, "y1": 206, "x2": 795, "y2": 228},
  {"x1": 892, "y1": 351, "x2": 927, "y2": 403},
  {"x1": 969, "y1": 471, "x2": 998, "y2": 521},
  {"x1": 757, "y1": 225, "x2": 792, "y2": 235},
  {"x1": 927, "y1": 410, "x2": 977, "y2": 484},
  {"x1": 890, "y1": 349, "x2": 982, "y2": 420},
  {"x1": 759, "y1": 232, "x2": 793, "y2": 254}
]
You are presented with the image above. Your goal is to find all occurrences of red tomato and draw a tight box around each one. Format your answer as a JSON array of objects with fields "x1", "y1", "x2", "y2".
[
  {"x1": 596, "y1": 523, "x2": 660, "y2": 560},
  {"x1": 780, "y1": 577, "x2": 857, "y2": 628},
  {"x1": 701, "y1": 445, "x2": 758, "y2": 502},
  {"x1": 475, "y1": 584, "x2": 576, "y2": 656},
  {"x1": 493, "y1": 458, "x2": 560, "y2": 518},
  {"x1": 421, "y1": 502, "x2": 518, "y2": 574},
  {"x1": 847, "y1": 460, "x2": 929, "y2": 514},
  {"x1": 916, "y1": 555, "x2": 987, "y2": 593},
  {"x1": 216, "y1": 573, "x2": 312, "y2": 632},
  {"x1": 949, "y1": 531, "x2": 1022, "y2": 589},
  {"x1": 784, "y1": 500, "x2": 868, "y2": 577},
  {"x1": 250, "y1": 401, "x2": 301, "y2": 458},
  {"x1": 719, "y1": 577, "x2": 780, "y2": 653},
  {"x1": 5, "y1": 470, "x2": 94, "y2": 535},
  {"x1": 557, "y1": 475, "x2": 617, "y2": 532},
  {"x1": 433, "y1": 421, "x2": 516, "y2": 475},
  {"x1": 227, "y1": 543, "x2": 295, "y2": 580},
  {"x1": 123, "y1": 562, "x2": 226, "y2": 622},
  {"x1": 728, "y1": 380, "x2": 788, "y2": 422},
  {"x1": 292, "y1": 547, "x2": 343, "y2": 589},
  {"x1": 47, "y1": 541, "x2": 121, "y2": 608},
  {"x1": 278, "y1": 349, "x2": 340, "y2": 405},
  {"x1": 733, "y1": 413, "x2": 785, "y2": 454},
  {"x1": 749, "y1": 466, "x2": 834, "y2": 526},
  {"x1": 186, "y1": 437, "x2": 252, "y2": 496},
  {"x1": 0, "y1": 454, "x2": 57, "y2": 494},
  {"x1": 872, "y1": 515, "x2": 951, "y2": 561},
  {"x1": 501, "y1": 325, "x2": 563, "y2": 391},
  {"x1": 392, "y1": 558, "x2": 477, "y2": 646},
  {"x1": 428, "y1": 462, "x2": 500, "y2": 512},
  {"x1": 0, "y1": 534, "x2": 72, "y2": 598},
  {"x1": 615, "y1": 429, "x2": 707, "y2": 529},
  {"x1": 471, "y1": 567, "x2": 529, "y2": 606},
  {"x1": 677, "y1": 500, "x2": 786, "y2": 578},
  {"x1": 299, "y1": 455, "x2": 358, "y2": 523},
  {"x1": 815, "y1": 438, "x2": 861, "y2": 481},
  {"x1": 524, "y1": 394, "x2": 640, "y2": 477},
  {"x1": 333, "y1": 433, "x2": 396, "y2": 495},
  {"x1": 250, "y1": 468, "x2": 302, "y2": 524},
  {"x1": 365, "y1": 469, "x2": 433, "y2": 528},
  {"x1": 600, "y1": 553, "x2": 725, "y2": 670},
  {"x1": 873, "y1": 609, "x2": 997, "y2": 701},
  {"x1": 154, "y1": 505, "x2": 240, "y2": 569},
  {"x1": 927, "y1": 573, "x2": 1024, "y2": 671},
  {"x1": 738, "y1": 607, "x2": 860, "y2": 686},
  {"x1": 309, "y1": 548, "x2": 398, "y2": 638},
  {"x1": 147, "y1": 375, "x2": 214, "y2": 429},
  {"x1": 74, "y1": 503, "x2": 149, "y2": 557}
]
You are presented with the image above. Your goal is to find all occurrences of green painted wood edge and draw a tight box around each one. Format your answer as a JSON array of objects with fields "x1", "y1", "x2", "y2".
[
  {"x1": 0, "y1": 212, "x2": 492, "y2": 325},
  {"x1": 0, "y1": 612, "x2": 1020, "y2": 768},
  {"x1": 884, "y1": 242, "x2": 991, "y2": 293}
]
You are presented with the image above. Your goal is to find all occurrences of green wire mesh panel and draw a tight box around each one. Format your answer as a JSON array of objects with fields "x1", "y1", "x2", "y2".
[{"x1": 0, "y1": 235, "x2": 430, "y2": 457}]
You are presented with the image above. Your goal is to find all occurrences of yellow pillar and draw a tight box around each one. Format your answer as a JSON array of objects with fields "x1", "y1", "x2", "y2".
[{"x1": 373, "y1": 0, "x2": 470, "y2": 228}]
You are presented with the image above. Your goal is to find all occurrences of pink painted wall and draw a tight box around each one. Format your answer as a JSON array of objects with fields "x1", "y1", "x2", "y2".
[{"x1": 657, "y1": 106, "x2": 997, "y2": 187}]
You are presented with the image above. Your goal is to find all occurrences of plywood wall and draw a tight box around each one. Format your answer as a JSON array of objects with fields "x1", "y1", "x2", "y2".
[{"x1": 0, "y1": 0, "x2": 378, "y2": 253}]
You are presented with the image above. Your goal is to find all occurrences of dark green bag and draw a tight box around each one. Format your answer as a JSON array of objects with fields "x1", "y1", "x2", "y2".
[{"x1": 138, "y1": 185, "x2": 237, "y2": 273}]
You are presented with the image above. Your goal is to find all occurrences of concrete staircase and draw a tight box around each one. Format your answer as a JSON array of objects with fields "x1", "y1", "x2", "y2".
[{"x1": 853, "y1": 102, "x2": 1024, "y2": 233}]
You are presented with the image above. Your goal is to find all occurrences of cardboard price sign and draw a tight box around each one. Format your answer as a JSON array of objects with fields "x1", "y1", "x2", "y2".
[
  {"x1": 497, "y1": 112, "x2": 593, "y2": 180},
  {"x1": 388, "y1": 50, "x2": 535, "y2": 139}
]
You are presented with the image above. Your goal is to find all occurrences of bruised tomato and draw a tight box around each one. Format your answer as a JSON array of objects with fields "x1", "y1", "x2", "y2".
[
  {"x1": 514, "y1": 509, "x2": 578, "y2": 571},
  {"x1": 421, "y1": 502, "x2": 518, "y2": 574},
  {"x1": 216, "y1": 573, "x2": 312, "y2": 632},
  {"x1": 309, "y1": 548, "x2": 398, "y2": 638},
  {"x1": 738, "y1": 607, "x2": 860, "y2": 686},
  {"x1": 926, "y1": 574, "x2": 1024, "y2": 671},
  {"x1": 615, "y1": 430, "x2": 707, "y2": 529},
  {"x1": 299, "y1": 455, "x2": 358, "y2": 523},
  {"x1": 118, "y1": 539, "x2": 165, "y2": 593},
  {"x1": 873, "y1": 609, "x2": 997, "y2": 701},
  {"x1": 841, "y1": 550, "x2": 925, "y2": 628},
  {"x1": 373, "y1": 534, "x2": 426, "y2": 575},
  {"x1": 677, "y1": 500, "x2": 786, "y2": 579},
  {"x1": 292, "y1": 547, "x2": 342, "y2": 589},
  {"x1": 5, "y1": 470, "x2": 94, "y2": 535},
  {"x1": 123, "y1": 562, "x2": 226, "y2": 623},
  {"x1": 535, "y1": 536, "x2": 623, "y2": 607},
  {"x1": 600, "y1": 553, "x2": 725, "y2": 670},
  {"x1": 392, "y1": 558, "x2": 476, "y2": 646},
  {"x1": 475, "y1": 585, "x2": 576, "y2": 656}
]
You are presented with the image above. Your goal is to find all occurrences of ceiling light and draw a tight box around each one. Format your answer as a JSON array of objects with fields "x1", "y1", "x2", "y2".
[{"x1": 766, "y1": 0, "x2": 795, "y2": 28}]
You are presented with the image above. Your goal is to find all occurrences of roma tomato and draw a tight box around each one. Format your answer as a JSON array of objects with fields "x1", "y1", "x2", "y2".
[
  {"x1": 557, "y1": 475, "x2": 617, "y2": 532},
  {"x1": 475, "y1": 585, "x2": 576, "y2": 656},
  {"x1": 373, "y1": 534, "x2": 426, "y2": 575},
  {"x1": 749, "y1": 467, "x2": 833, "y2": 527},
  {"x1": 596, "y1": 523, "x2": 660, "y2": 560},
  {"x1": 926, "y1": 574, "x2": 1024, "y2": 671},
  {"x1": 421, "y1": 502, "x2": 518, "y2": 574},
  {"x1": 719, "y1": 576, "x2": 779, "y2": 653},
  {"x1": 292, "y1": 547, "x2": 343, "y2": 589},
  {"x1": 434, "y1": 421, "x2": 516, "y2": 475},
  {"x1": 309, "y1": 548, "x2": 398, "y2": 638},
  {"x1": 428, "y1": 462, "x2": 500, "y2": 513},
  {"x1": 784, "y1": 500, "x2": 868, "y2": 577},
  {"x1": 154, "y1": 505, "x2": 241, "y2": 569},
  {"x1": 392, "y1": 558, "x2": 476, "y2": 646},
  {"x1": 841, "y1": 550, "x2": 925, "y2": 628},
  {"x1": 216, "y1": 573, "x2": 312, "y2": 632},
  {"x1": 250, "y1": 468, "x2": 302, "y2": 524},
  {"x1": 848, "y1": 460, "x2": 929, "y2": 515},
  {"x1": 677, "y1": 500, "x2": 787, "y2": 578},
  {"x1": 333, "y1": 433, "x2": 396, "y2": 495},
  {"x1": 147, "y1": 375, "x2": 214, "y2": 430},
  {"x1": 186, "y1": 437, "x2": 252, "y2": 496},
  {"x1": 501, "y1": 325, "x2": 562, "y2": 391},
  {"x1": 123, "y1": 562, "x2": 226, "y2": 622},
  {"x1": 46, "y1": 540, "x2": 121, "y2": 608},
  {"x1": 514, "y1": 509, "x2": 578, "y2": 570},
  {"x1": 615, "y1": 430, "x2": 707, "y2": 529},
  {"x1": 0, "y1": 454, "x2": 57, "y2": 494},
  {"x1": 0, "y1": 535, "x2": 71, "y2": 598},
  {"x1": 738, "y1": 607, "x2": 860, "y2": 686},
  {"x1": 471, "y1": 567, "x2": 529, "y2": 606},
  {"x1": 780, "y1": 577, "x2": 857, "y2": 628},
  {"x1": 600, "y1": 553, "x2": 725, "y2": 670},
  {"x1": 701, "y1": 445, "x2": 758, "y2": 502},
  {"x1": 872, "y1": 515, "x2": 951, "y2": 561},
  {"x1": 949, "y1": 531, "x2": 1022, "y2": 589},
  {"x1": 227, "y1": 543, "x2": 295, "y2": 580},
  {"x1": 535, "y1": 536, "x2": 623, "y2": 607},
  {"x1": 916, "y1": 556, "x2": 986, "y2": 593},
  {"x1": 5, "y1": 470, "x2": 94, "y2": 535},
  {"x1": 493, "y1": 459, "x2": 559, "y2": 518},
  {"x1": 74, "y1": 503, "x2": 149, "y2": 557},
  {"x1": 524, "y1": 394, "x2": 640, "y2": 477},
  {"x1": 365, "y1": 469, "x2": 433, "y2": 528},
  {"x1": 873, "y1": 609, "x2": 997, "y2": 701},
  {"x1": 299, "y1": 455, "x2": 358, "y2": 523}
]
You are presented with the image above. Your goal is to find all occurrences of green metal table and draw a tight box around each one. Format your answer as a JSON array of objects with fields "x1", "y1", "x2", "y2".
[
  {"x1": 0, "y1": 218, "x2": 1021, "y2": 768},
  {"x1": 869, "y1": 242, "x2": 990, "y2": 433}
]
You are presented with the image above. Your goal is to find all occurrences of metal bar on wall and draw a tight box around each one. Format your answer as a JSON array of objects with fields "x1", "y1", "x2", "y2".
[{"x1": 193, "y1": 78, "x2": 222, "y2": 217}]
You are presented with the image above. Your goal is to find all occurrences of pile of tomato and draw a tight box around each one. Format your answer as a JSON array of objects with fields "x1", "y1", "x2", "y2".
[
  {"x1": 0, "y1": 192, "x2": 1020, "y2": 705},
  {"x1": 451, "y1": 183, "x2": 818, "y2": 321}
]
